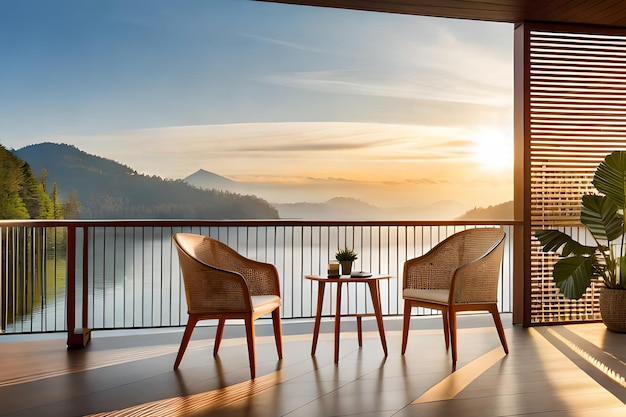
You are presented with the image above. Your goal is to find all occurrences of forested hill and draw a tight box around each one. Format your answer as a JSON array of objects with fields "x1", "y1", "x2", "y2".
[
  {"x1": 0, "y1": 144, "x2": 53, "y2": 219},
  {"x1": 457, "y1": 200, "x2": 513, "y2": 220},
  {"x1": 13, "y1": 143, "x2": 279, "y2": 219}
]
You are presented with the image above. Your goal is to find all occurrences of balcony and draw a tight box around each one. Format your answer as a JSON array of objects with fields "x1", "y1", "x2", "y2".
[{"x1": 1, "y1": 219, "x2": 625, "y2": 415}]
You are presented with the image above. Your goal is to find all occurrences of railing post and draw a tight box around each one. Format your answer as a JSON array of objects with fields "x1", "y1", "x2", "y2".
[
  {"x1": 66, "y1": 225, "x2": 91, "y2": 349},
  {"x1": 1, "y1": 227, "x2": 5, "y2": 334},
  {"x1": 82, "y1": 226, "x2": 89, "y2": 332}
]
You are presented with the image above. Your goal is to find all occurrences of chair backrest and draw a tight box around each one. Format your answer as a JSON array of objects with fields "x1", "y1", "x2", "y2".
[
  {"x1": 452, "y1": 227, "x2": 505, "y2": 265},
  {"x1": 174, "y1": 233, "x2": 248, "y2": 271},
  {"x1": 173, "y1": 233, "x2": 251, "y2": 314},
  {"x1": 403, "y1": 227, "x2": 505, "y2": 291},
  {"x1": 451, "y1": 228, "x2": 506, "y2": 303}
]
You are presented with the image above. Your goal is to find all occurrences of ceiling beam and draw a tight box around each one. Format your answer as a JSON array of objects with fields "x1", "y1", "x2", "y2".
[{"x1": 256, "y1": 0, "x2": 626, "y2": 28}]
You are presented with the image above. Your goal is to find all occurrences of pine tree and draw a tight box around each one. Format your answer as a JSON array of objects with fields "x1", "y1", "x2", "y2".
[
  {"x1": 63, "y1": 190, "x2": 82, "y2": 219},
  {"x1": 51, "y1": 182, "x2": 63, "y2": 219},
  {"x1": 0, "y1": 160, "x2": 29, "y2": 218},
  {"x1": 0, "y1": 145, "x2": 29, "y2": 219},
  {"x1": 40, "y1": 168, "x2": 48, "y2": 193}
]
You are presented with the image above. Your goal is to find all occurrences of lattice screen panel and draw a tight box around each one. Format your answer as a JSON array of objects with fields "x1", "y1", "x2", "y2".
[{"x1": 528, "y1": 27, "x2": 626, "y2": 324}]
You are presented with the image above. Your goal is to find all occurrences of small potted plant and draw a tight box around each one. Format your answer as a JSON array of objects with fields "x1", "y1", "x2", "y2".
[
  {"x1": 535, "y1": 150, "x2": 626, "y2": 332},
  {"x1": 335, "y1": 247, "x2": 358, "y2": 276}
]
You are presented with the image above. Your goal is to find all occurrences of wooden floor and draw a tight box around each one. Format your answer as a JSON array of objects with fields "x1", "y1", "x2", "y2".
[{"x1": 1, "y1": 313, "x2": 625, "y2": 417}]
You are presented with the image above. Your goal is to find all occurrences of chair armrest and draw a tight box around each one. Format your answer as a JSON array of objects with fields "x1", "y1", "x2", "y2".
[
  {"x1": 183, "y1": 265, "x2": 253, "y2": 314},
  {"x1": 403, "y1": 249, "x2": 457, "y2": 290},
  {"x1": 450, "y1": 242, "x2": 504, "y2": 304},
  {"x1": 220, "y1": 251, "x2": 280, "y2": 296},
  {"x1": 230, "y1": 255, "x2": 281, "y2": 297}
]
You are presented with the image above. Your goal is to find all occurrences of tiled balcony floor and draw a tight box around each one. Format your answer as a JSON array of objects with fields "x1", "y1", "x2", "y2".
[{"x1": 1, "y1": 314, "x2": 625, "y2": 417}]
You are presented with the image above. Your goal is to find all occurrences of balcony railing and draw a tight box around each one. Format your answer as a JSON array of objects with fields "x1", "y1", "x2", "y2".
[{"x1": 0, "y1": 220, "x2": 516, "y2": 340}]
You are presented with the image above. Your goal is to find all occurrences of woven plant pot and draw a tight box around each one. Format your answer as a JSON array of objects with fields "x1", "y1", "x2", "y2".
[{"x1": 600, "y1": 288, "x2": 626, "y2": 333}]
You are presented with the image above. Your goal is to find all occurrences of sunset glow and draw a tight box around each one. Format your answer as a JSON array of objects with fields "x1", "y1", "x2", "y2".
[
  {"x1": 0, "y1": 0, "x2": 514, "y2": 215},
  {"x1": 471, "y1": 128, "x2": 513, "y2": 171}
]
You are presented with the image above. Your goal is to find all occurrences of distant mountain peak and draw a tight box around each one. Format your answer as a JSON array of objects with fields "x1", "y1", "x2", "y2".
[
  {"x1": 184, "y1": 169, "x2": 235, "y2": 190},
  {"x1": 194, "y1": 168, "x2": 223, "y2": 176},
  {"x1": 325, "y1": 197, "x2": 378, "y2": 210}
]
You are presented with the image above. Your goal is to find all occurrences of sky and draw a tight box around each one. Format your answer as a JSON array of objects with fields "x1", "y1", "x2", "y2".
[{"x1": 0, "y1": 0, "x2": 514, "y2": 211}]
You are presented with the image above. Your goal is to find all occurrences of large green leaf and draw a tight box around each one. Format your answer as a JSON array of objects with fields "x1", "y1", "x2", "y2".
[
  {"x1": 535, "y1": 229, "x2": 596, "y2": 256},
  {"x1": 593, "y1": 150, "x2": 626, "y2": 210},
  {"x1": 553, "y1": 256, "x2": 595, "y2": 299},
  {"x1": 580, "y1": 194, "x2": 623, "y2": 242}
]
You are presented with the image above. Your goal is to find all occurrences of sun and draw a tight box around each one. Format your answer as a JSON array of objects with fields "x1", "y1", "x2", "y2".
[{"x1": 471, "y1": 129, "x2": 513, "y2": 171}]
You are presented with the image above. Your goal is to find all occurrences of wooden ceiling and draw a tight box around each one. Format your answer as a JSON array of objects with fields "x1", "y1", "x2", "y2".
[{"x1": 257, "y1": 0, "x2": 626, "y2": 28}]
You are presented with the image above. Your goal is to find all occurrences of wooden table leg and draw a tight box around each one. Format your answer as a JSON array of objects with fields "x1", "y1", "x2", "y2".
[
  {"x1": 368, "y1": 280, "x2": 388, "y2": 356},
  {"x1": 311, "y1": 281, "x2": 326, "y2": 356},
  {"x1": 334, "y1": 281, "x2": 343, "y2": 364},
  {"x1": 357, "y1": 316, "x2": 363, "y2": 347}
]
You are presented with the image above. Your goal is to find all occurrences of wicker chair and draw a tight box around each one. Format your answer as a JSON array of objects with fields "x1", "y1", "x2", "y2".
[
  {"x1": 401, "y1": 227, "x2": 508, "y2": 369},
  {"x1": 172, "y1": 233, "x2": 283, "y2": 379}
]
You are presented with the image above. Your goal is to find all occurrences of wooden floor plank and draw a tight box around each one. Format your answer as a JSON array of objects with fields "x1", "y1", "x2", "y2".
[{"x1": 1, "y1": 314, "x2": 625, "y2": 417}]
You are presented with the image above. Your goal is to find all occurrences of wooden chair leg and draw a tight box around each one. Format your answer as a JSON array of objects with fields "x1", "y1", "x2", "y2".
[
  {"x1": 489, "y1": 305, "x2": 509, "y2": 354},
  {"x1": 272, "y1": 308, "x2": 283, "y2": 359},
  {"x1": 213, "y1": 318, "x2": 225, "y2": 357},
  {"x1": 401, "y1": 300, "x2": 412, "y2": 355},
  {"x1": 174, "y1": 316, "x2": 198, "y2": 370},
  {"x1": 449, "y1": 309, "x2": 458, "y2": 371},
  {"x1": 244, "y1": 316, "x2": 256, "y2": 379},
  {"x1": 442, "y1": 309, "x2": 450, "y2": 351}
]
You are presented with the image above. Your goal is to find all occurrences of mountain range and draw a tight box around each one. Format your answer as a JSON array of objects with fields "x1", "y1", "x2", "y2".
[
  {"x1": 13, "y1": 143, "x2": 278, "y2": 219},
  {"x1": 184, "y1": 168, "x2": 513, "y2": 220},
  {"x1": 11, "y1": 142, "x2": 513, "y2": 220}
]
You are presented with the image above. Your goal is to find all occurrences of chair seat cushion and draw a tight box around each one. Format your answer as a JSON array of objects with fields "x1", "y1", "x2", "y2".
[
  {"x1": 251, "y1": 295, "x2": 281, "y2": 314},
  {"x1": 403, "y1": 289, "x2": 449, "y2": 304}
]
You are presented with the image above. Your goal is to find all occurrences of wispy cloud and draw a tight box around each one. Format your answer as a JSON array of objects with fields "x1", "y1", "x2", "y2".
[
  {"x1": 241, "y1": 33, "x2": 333, "y2": 56},
  {"x1": 67, "y1": 121, "x2": 508, "y2": 176},
  {"x1": 264, "y1": 67, "x2": 509, "y2": 107},
  {"x1": 256, "y1": 16, "x2": 512, "y2": 109}
]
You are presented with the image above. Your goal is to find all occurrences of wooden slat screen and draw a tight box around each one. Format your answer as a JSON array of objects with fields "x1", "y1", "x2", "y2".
[{"x1": 528, "y1": 25, "x2": 626, "y2": 324}]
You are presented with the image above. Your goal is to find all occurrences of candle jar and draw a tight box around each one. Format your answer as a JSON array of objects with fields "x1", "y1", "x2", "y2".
[{"x1": 327, "y1": 260, "x2": 340, "y2": 277}]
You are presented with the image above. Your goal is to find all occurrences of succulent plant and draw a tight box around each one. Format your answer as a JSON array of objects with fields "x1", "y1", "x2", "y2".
[{"x1": 335, "y1": 247, "x2": 358, "y2": 262}]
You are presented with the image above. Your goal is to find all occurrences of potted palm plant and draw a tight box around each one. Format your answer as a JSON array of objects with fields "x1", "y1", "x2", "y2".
[
  {"x1": 335, "y1": 247, "x2": 358, "y2": 276},
  {"x1": 535, "y1": 150, "x2": 626, "y2": 332}
]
